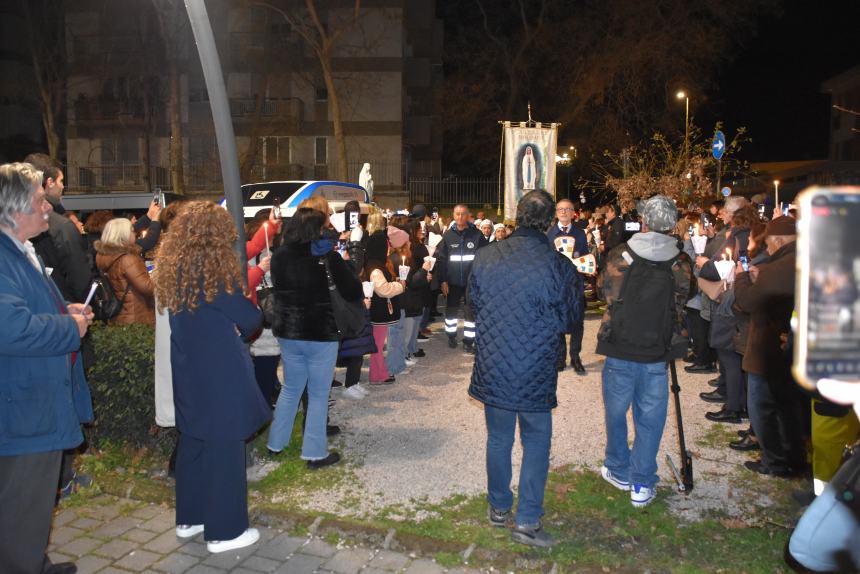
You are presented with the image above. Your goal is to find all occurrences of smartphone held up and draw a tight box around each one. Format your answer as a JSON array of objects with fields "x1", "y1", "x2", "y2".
[{"x1": 793, "y1": 186, "x2": 860, "y2": 391}]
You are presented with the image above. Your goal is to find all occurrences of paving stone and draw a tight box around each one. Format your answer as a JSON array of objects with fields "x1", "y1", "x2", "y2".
[
  {"x1": 361, "y1": 569, "x2": 395, "y2": 574},
  {"x1": 83, "y1": 503, "x2": 121, "y2": 522},
  {"x1": 125, "y1": 528, "x2": 160, "y2": 544},
  {"x1": 255, "y1": 533, "x2": 305, "y2": 561},
  {"x1": 228, "y1": 570, "x2": 259, "y2": 574},
  {"x1": 58, "y1": 536, "x2": 103, "y2": 557},
  {"x1": 273, "y1": 553, "x2": 324, "y2": 573},
  {"x1": 54, "y1": 509, "x2": 78, "y2": 527},
  {"x1": 50, "y1": 526, "x2": 85, "y2": 546},
  {"x1": 320, "y1": 548, "x2": 373, "y2": 574},
  {"x1": 47, "y1": 551, "x2": 74, "y2": 564},
  {"x1": 132, "y1": 505, "x2": 165, "y2": 520},
  {"x1": 139, "y1": 511, "x2": 177, "y2": 533},
  {"x1": 178, "y1": 542, "x2": 209, "y2": 558},
  {"x1": 403, "y1": 559, "x2": 445, "y2": 574},
  {"x1": 114, "y1": 549, "x2": 164, "y2": 572},
  {"x1": 184, "y1": 565, "x2": 226, "y2": 574},
  {"x1": 297, "y1": 538, "x2": 336, "y2": 558},
  {"x1": 92, "y1": 516, "x2": 142, "y2": 539},
  {"x1": 368, "y1": 550, "x2": 410, "y2": 571},
  {"x1": 71, "y1": 517, "x2": 102, "y2": 531},
  {"x1": 98, "y1": 568, "x2": 136, "y2": 574},
  {"x1": 144, "y1": 530, "x2": 188, "y2": 554},
  {"x1": 94, "y1": 538, "x2": 139, "y2": 559},
  {"x1": 201, "y1": 544, "x2": 257, "y2": 569},
  {"x1": 74, "y1": 554, "x2": 112, "y2": 574},
  {"x1": 237, "y1": 556, "x2": 280, "y2": 573},
  {"x1": 152, "y1": 552, "x2": 201, "y2": 574}
]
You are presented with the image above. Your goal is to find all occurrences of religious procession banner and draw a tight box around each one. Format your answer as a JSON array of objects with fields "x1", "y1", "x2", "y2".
[{"x1": 503, "y1": 121, "x2": 558, "y2": 221}]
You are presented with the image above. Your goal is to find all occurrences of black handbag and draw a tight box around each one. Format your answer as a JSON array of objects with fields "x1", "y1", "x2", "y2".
[
  {"x1": 257, "y1": 285, "x2": 276, "y2": 328},
  {"x1": 323, "y1": 257, "x2": 366, "y2": 339}
]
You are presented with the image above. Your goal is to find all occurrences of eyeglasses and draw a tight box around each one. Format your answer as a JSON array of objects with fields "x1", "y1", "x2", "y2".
[{"x1": 556, "y1": 207, "x2": 574, "y2": 212}]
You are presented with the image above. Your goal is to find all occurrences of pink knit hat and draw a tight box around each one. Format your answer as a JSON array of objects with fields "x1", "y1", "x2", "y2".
[{"x1": 387, "y1": 226, "x2": 409, "y2": 248}]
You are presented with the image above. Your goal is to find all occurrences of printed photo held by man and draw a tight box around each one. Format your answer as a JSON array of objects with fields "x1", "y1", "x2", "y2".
[
  {"x1": 595, "y1": 194, "x2": 694, "y2": 508},
  {"x1": 0, "y1": 162, "x2": 94, "y2": 574},
  {"x1": 468, "y1": 189, "x2": 583, "y2": 547}
]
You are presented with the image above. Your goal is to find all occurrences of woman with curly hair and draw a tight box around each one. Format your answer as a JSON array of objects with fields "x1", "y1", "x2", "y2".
[
  {"x1": 267, "y1": 207, "x2": 362, "y2": 469},
  {"x1": 152, "y1": 201, "x2": 270, "y2": 554}
]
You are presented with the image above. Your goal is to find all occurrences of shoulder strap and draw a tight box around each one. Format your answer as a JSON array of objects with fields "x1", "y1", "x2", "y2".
[{"x1": 103, "y1": 254, "x2": 131, "y2": 300}]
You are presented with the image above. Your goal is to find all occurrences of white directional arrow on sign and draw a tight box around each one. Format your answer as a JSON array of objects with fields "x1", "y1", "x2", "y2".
[{"x1": 713, "y1": 141, "x2": 724, "y2": 151}]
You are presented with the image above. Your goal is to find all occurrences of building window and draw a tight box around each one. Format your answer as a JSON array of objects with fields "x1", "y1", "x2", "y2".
[
  {"x1": 102, "y1": 137, "x2": 139, "y2": 164},
  {"x1": 315, "y1": 87, "x2": 328, "y2": 102},
  {"x1": 264, "y1": 136, "x2": 290, "y2": 165},
  {"x1": 315, "y1": 137, "x2": 327, "y2": 165}
]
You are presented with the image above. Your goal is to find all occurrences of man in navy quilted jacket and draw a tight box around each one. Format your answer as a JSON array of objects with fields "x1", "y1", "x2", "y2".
[{"x1": 468, "y1": 189, "x2": 582, "y2": 547}]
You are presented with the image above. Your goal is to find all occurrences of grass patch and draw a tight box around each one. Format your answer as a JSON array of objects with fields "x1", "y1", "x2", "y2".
[
  {"x1": 434, "y1": 551, "x2": 463, "y2": 568},
  {"x1": 695, "y1": 423, "x2": 740, "y2": 450}
]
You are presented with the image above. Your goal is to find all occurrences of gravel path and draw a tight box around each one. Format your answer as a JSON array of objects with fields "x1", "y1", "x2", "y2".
[{"x1": 291, "y1": 316, "x2": 776, "y2": 522}]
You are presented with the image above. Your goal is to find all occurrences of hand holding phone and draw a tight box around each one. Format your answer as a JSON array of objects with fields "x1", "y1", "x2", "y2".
[{"x1": 793, "y1": 186, "x2": 860, "y2": 390}]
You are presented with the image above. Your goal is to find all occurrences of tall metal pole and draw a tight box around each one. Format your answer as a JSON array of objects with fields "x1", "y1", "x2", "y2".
[
  {"x1": 184, "y1": 0, "x2": 248, "y2": 281},
  {"x1": 684, "y1": 96, "x2": 690, "y2": 171}
]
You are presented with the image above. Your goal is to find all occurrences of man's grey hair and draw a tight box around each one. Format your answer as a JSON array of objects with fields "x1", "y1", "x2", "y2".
[
  {"x1": 724, "y1": 196, "x2": 749, "y2": 214},
  {"x1": 515, "y1": 189, "x2": 555, "y2": 231},
  {"x1": 0, "y1": 162, "x2": 42, "y2": 230}
]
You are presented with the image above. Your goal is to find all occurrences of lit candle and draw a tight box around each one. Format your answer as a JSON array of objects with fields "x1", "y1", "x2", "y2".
[
  {"x1": 725, "y1": 247, "x2": 732, "y2": 261},
  {"x1": 263, "y1": 222, "x2": 270, "y2": 255}
]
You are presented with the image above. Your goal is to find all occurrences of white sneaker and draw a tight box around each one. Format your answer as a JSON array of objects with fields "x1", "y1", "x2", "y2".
[
  {"x1": 207, "y1": 528, "x2": 260, "y2": 553},
  {"x1": 630, "y1": 484, "x2": 656, "y2": 507},
  {"x1": 354, "y1": 384, "x2": 369, "y2": 396},
  {"x1": 176, "y1": 524, "x2": 204, "y2": 538},
  {"x1": 342, "y1": 385, "x2": 365, "y2": 400},
  {"x1": 600, "y1": 466, "x2": 629, "y2": 491},
  {"x1": 404, "y1": 357, "x2": 417, "y2": 367}
]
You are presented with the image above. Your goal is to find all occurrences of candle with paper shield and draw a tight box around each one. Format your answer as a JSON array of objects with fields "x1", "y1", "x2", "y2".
[
  {"x1": 424, "y1": 256, "x2": 436, "y2": 270},
  {"x1": 362, "y1": 281, "x2": 374, "y2": 299},
  {"x1": 714, "y1": 247, "x2": 736, "y2": 282},
  {"x1": 553, "y1": 236, "x2": 576, "y2": 261},
  {"x1": 398, "y1": 265, "x2": 410, "y2": 281}
]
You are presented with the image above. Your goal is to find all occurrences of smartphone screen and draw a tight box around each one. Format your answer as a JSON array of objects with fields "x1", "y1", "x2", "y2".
[
  {"x1": 348, "y1": 210, "x2": 359, "y2": 230},
  {"x1": 739, "y1": 255, "x2": 749, "y2": 272},
  {"x1": 794, "y1": 187, "x2": 860, "y2": 389},
  {"x1": 624, "y1": 221, "x2": 641, "y2": 232}
]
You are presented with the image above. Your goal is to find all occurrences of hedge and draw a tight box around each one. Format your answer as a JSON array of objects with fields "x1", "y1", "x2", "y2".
[{"x1": 85, "y1": 322, "x2": 175, "y2": 453}]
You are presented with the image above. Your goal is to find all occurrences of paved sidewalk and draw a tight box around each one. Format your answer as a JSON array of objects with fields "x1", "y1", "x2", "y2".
[{"x1": 48, "y1": 496, "x2": 486, "y2": 574}]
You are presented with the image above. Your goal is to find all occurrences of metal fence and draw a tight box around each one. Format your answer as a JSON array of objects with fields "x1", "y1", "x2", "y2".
[{"x1": 408, "y1": 177, "x2": 500, "y2": 209}]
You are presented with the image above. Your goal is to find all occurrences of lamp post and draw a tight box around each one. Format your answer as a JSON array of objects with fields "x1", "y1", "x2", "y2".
[{"x1": 676, "y1": 91, "x2": 690, "y2": 171}]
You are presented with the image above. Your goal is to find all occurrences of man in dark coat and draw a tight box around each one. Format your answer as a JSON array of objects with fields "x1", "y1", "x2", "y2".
[
  {"x1": 733, "y1": 216, "x2": 807, "y2": 476},
  {"x1": 546, "y1": 198, "x2": 589, "y2": 374},
  {"x1": 468, "y1": 190, "x2": 582, "y2": 548}
]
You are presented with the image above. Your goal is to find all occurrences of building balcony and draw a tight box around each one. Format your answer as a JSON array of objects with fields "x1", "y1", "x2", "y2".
[{"x1": 72, "y1": 98, "x2": 146, "y2": 125}]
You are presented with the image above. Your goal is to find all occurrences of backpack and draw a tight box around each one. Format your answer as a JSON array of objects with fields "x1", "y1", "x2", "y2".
[
  {"x1": 92, "y1": 255, "x2": 130, "y2": 322},
  {"x1": 607, "y1": 248, "x2": 678, "y2": 361}
]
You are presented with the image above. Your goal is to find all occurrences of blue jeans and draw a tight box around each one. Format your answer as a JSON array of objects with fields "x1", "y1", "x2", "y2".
[
  {"x1": 268, "y1": 339, "x2": 338, "y2": 460},
  {"x1": 385, "y1": 310, "x2": 407, "y2": 375},
  {"x1": 602, "y1": 357, "x2": 669, "y2": 488},
  {"x1": 404, "y1": 315, "x2": 421, "y2": 355},
  {"x1": 484, "y1": 405, "x2": 552, "y2": 527}
]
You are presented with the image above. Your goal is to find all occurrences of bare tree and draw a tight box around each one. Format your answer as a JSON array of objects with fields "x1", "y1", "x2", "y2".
[
  {"x1": 151, "y1": 0, "x2": 188, "y2": 194},
  {"x1": 20, "y1": 0, "x2": 66, "y2": 160},
  {"x1": 255, "y1": 0, "x2": 362, "y2": 181}
]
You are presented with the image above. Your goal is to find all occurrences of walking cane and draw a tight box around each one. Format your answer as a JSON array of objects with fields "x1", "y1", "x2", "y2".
[{"x1": 665, "y1": 360, "x2": 694, "y2": 493}]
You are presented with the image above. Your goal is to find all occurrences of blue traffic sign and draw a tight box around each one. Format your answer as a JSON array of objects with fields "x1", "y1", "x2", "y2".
[
  {"x1": 712, "y1": 131, "x2": 726, "y2": 161},
  {"x1": 721, "y1": 186, "x2": 732, "y2": 197}
]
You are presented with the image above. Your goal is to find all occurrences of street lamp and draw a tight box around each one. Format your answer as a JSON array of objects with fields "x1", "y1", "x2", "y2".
[
  {"x1": 676, "y1": 91, "x2": 690, "y2": 170},
  {"x1": 773, "y1": 180, "x2": 780, "y2": 209}
]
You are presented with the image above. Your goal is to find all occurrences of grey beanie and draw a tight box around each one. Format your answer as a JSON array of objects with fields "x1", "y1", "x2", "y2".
[{"x1": 641, "y1": 195, "x2": 678, "y2": 232}]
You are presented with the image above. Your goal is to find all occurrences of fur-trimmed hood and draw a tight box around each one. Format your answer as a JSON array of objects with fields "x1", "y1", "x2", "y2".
[{"x1": 93, "y1": 240, "x2": 142, "y2": 257}]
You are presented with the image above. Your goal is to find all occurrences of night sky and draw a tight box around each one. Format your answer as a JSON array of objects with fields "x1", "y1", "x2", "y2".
[{"x1": 699, "y1": 1, "x2": 860, "y2": 162}]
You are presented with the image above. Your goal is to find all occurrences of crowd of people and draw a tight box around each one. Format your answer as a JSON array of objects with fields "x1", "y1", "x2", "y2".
[{"x1": 1, "y1": 155, "x2": 857, "y2": 571}]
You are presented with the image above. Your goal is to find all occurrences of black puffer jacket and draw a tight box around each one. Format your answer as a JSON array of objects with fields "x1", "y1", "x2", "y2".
[
  {"x1": 468, "y1": 227, "x2": 583, "y2": 412},
  {"x1": 270, "y1": 241, "x2": 362, "y2": 341}
]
